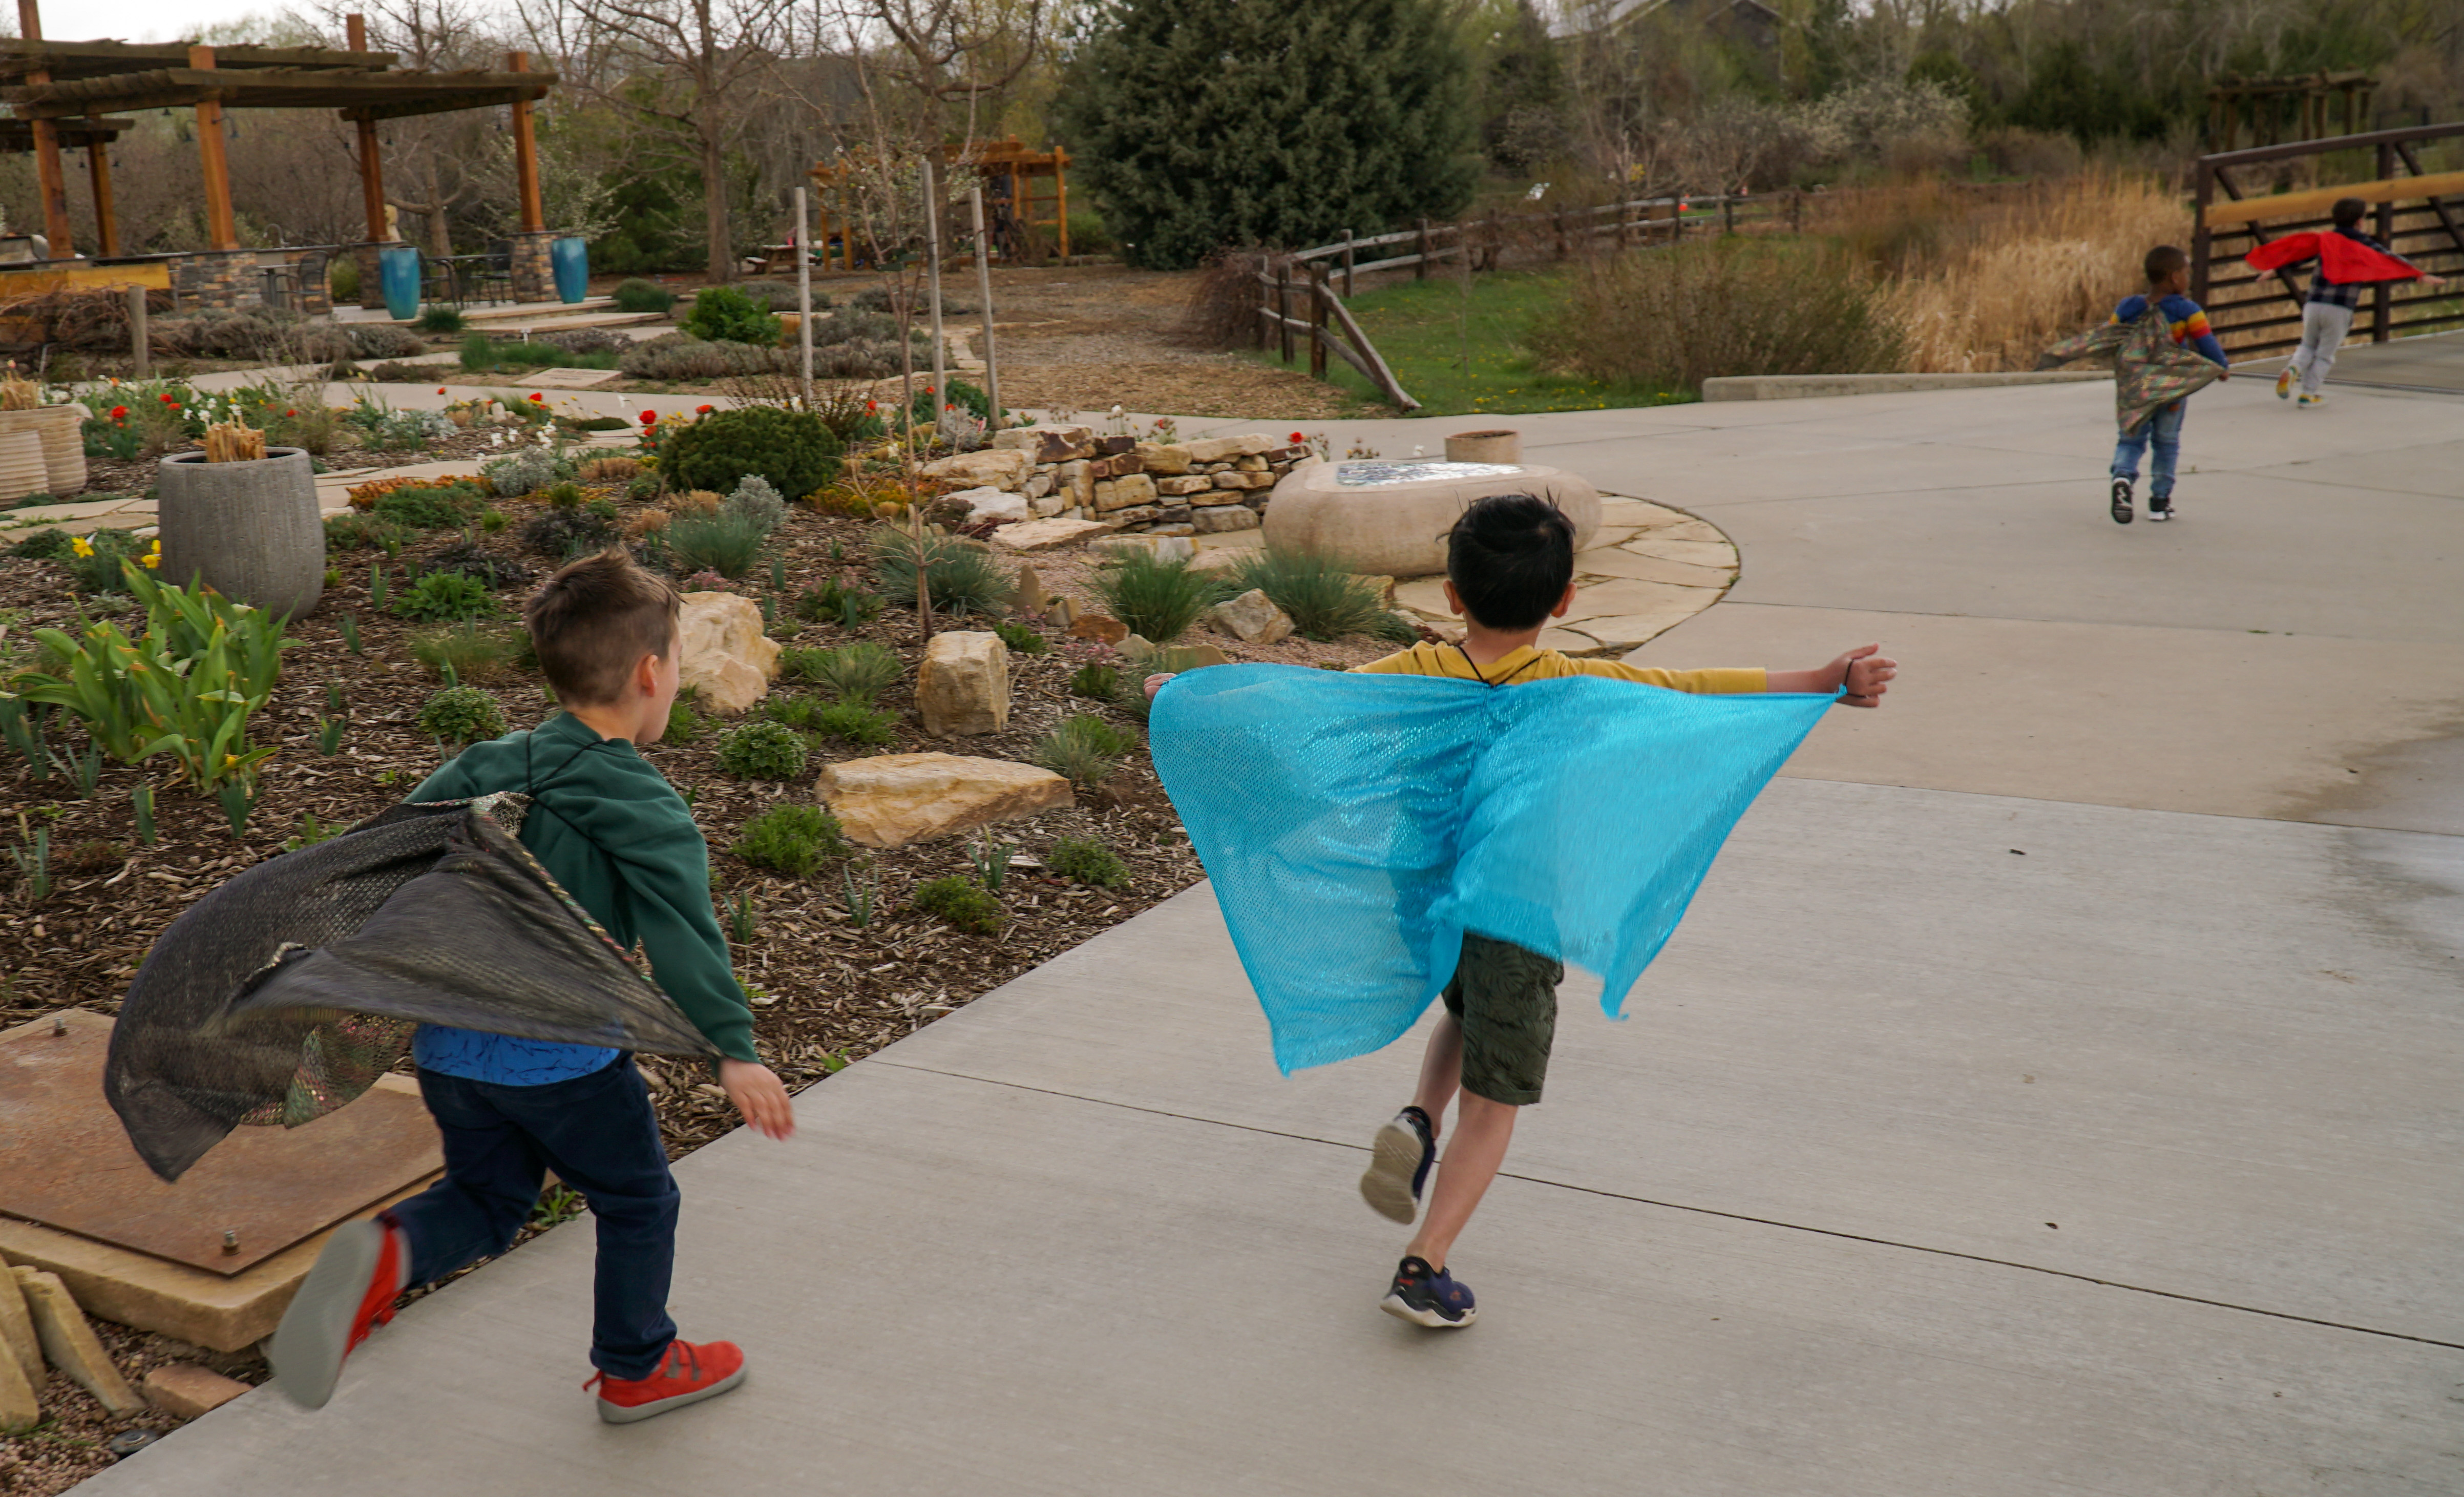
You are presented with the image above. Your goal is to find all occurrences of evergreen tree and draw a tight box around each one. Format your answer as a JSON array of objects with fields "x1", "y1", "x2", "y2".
[{"x1": 1057, "y1": 0, "x2": 1479, "y2": 269}]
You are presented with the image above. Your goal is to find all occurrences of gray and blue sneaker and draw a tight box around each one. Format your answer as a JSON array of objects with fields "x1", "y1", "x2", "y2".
[
  {"x1": 2110, "y1": 477, "x2": 2134, "y2": 525},
  {"x1": 1359, "y1": 1106, "x2": 1436, "y2": 1223},
  {"x1": 1381, "y1": 1256, "x2": 1477, "y2": 1328}
]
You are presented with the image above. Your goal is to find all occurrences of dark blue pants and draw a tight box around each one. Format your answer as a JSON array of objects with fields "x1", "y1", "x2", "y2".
[{"x1": 389, "y1": 1055, "x2": 680, "y2": 1379}]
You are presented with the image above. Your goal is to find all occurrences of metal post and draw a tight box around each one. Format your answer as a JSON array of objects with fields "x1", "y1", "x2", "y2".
[
  {"x1": 970, "y1": 186, "x2": 1000, "y2": 428},
  {"x1": 923, "y1": 155, "x2": 947, "y2": 408},
  {"x1": 1342, "y1": 229, "x2": 1355, "y2": 297},
  {"x1": 128, "y1": 284, "x2": 150, "y2": 378},
  {"x1": 2189, "y1": 159, "x2": 2214, "y2": 311},
  {"x1": 794, "y1": 184, "x2": 814, "y2": 407},
  {"x1": 2373, "y1": 141, "x2": 2394, "y2": 342}
]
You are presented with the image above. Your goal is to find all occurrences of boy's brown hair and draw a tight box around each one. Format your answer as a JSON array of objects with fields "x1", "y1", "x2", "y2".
[
  {"x1": 524, "y1": 549, "x2": 681, "y2": 706},
  {"x1": 2143, "y1": 244, "x2": 2188, "y2": 283}
]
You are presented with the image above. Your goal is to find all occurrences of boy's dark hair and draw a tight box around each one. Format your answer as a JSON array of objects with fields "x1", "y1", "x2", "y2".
[
  {"x1": 524, "y1": 548, "x2": 682, "y2": 706},
  {"x1": 2143, "y1": 244, "x2": 2188, "y2": 283},
  {"x1": 2331, "y1": 197, "x2": 2367, "y2": 228},
  {"x1": 1445, "y1": 493, "x2": 1574, "y2": 631}
]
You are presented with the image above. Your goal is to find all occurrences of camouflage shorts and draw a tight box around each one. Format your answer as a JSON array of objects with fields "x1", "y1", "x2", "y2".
[{"x1": 1441, "y1": 934, "x2": 1563, "y2": 1107}]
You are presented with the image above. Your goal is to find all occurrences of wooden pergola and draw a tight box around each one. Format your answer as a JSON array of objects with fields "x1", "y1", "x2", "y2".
[
  {"x1": 0, "y1": 3, "x2": 557, "y2": 266},
  {"x1": 809, "y1": 137, "x2": 1071, "y2": 271},
  {"x1": 2206, "y1": 72, "x2": 2377, "y2": 154}
]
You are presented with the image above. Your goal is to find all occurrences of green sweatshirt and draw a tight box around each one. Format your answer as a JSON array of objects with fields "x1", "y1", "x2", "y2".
[{"x1": 409, "y1": 709, "x2": 759, "y2": 1064}]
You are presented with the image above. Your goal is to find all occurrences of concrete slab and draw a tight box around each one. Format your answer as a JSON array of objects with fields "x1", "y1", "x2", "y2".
[{"x1": 2325, "y1": 327, "x2": 2464, "y2": 393}]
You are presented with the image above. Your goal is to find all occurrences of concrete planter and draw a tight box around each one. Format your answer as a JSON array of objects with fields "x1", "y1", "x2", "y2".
[
  {"x1": 1262, "y1": 460, "x2": 1599, "y2": 578},
  {"x1": 1443, "y1": 429, "x2": 1521, "y2": 464},
  {"x1": 156, "y1": 447, "x2": 325, "y2": 618},
  {"x1": 0, "y1": 404, "x2": 89, "y2": 495}
]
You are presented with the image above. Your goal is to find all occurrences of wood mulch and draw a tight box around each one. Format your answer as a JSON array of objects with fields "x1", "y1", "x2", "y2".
[{"x1": 0, "y1": 482, "x2": 1403, "y2": 1490}]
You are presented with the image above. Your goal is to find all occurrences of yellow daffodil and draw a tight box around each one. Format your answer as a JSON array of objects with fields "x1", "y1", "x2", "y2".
[
  {"x1": 140, "y1": 549, "x2": 161, "y2": 569},
  {"x1": 69, "y1": 535, "x2": 93, "y2": 558}
]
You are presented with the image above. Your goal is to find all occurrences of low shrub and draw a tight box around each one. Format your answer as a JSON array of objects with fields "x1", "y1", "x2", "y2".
[
  {"x1": 658, "y1": 405, "x2": 843, "y2": 498},
  {"x1": 1227, "y1": 549, "x2": 1412, "y2": 642},
  {"x1": 418, "y1": 684, "x2": 507, "y2": 745},
  {"x1": 539, "y1": 326, "x2": 630, "y2": 357},
  {"x1": 724, "y1": 475, "x2": 789, "y2": 536},
  {"x1": 732, "y1": 804, "x2": 850, "y2": 878},
  {"x1": 619, "y1": 333, "x2": 796, "y2": 382},
  {"x1": 1088, "y1": 550, "x2": 1227, "y2": 643},
  {"x1": 462, "y1": 333, "x2": 619, "y2": 371},
  {"x1": 10, "y1": 527, "x2": 77, "y2": 560},
  {"x1": 714, "y1": 720, "x2": 810, "y2": 779},
  {"x1": 681, "y1": 285, "x2": 784, "y2": 345},
  {"x1": 409, "y1": 623, "x2": 524, "y2": 681},
  {"x1": 782, "y1": 641, "x2": 902, "y2": 702},
  {"x1": 730, "y1": 281, "x2": 822, "y2": 311},
  {"x1": 792, "y1": 577, "x2": 884, "y2": 628},
  {"x1": 911, "y1": 874, "x2": 1004, "y2": 935},
  {"x1": 421, "y1": 542, "x2": 534, "y2": 591},
  {"x1": 416, "y1": 307, "x2": 467, "y2": 334},
  {"x1": 665, "y1": 694, "x2": 706, "y2": 742},
  {"x1": 374, "y1": 481, "x2": 486, "y2": 530},
  {"x1": 612, "y1": 277, "x2": 676, "y2": 314},
  {"x1": 814, "y1": 701, "x2": 898, "y2": 746},
  {"x1": 480, "y1": 447, "x2": 574, "y2": 498},
  {"x1": 763, "y1": 693, "x2": 822, "y2": 729},
  {"x1": 1068, "y1": 662, "x2": 1119, "y2": 699},
  {"x1": 391, "y1": 571, "x2": 500, "y2": 622},
  {"x1": 992, "y1": 619, "x2": 1048, "y2": 655},
  {"x1": 1527, "y1": 238, "x2": 1909, "y2": 392},
  {"x1": 870, "y1": 526, "x2": 1013, "y2": 617},
  {"x1": 1030, "y1": 713, "x2": 1138, "y2": 788},
  {"x1": 520, "y1": 508, "x2": 616, "y2": 558},
  {"x1": 1046, "y1": 834, "x2": 1130, "y2": 888},
  {"x1": 665, "y1": 509, "x2": 771, "y2": 580},
  {"x1": 64, "y1": 529, "x2": 149, "y2": 594},
  {"x1": 346, "y1": 324, "x2": 428, "y2": 360},
  {"x1": 578, "y1": 455, "x2": 642, "y2": 483}
]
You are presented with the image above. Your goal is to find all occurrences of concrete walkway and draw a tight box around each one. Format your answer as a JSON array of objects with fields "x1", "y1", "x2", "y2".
[{"x1": 80, "y1": 377, "x2": 2463, "y2": 1494}]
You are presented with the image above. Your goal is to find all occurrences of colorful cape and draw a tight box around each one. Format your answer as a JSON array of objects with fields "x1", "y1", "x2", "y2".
[
  {"x1": 2038, "y1": 305, "x2": 2225, "y2": 433},
  {"x1": 1148, "y1": 666, "x2": 1836, "y2": 1075},
  {"x1": 2245, "y1": 232, "x2": 2419, "y2": 284}
]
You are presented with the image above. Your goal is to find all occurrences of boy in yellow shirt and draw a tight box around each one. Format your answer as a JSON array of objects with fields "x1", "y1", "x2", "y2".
[{"x1": 1150, "y1": 493, "x2": 1894, "y2": 1326}]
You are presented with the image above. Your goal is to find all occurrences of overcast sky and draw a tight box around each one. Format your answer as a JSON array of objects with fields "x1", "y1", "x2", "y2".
[{"x1": 41, "y1": 0, "x2": 299, "y2": 45}]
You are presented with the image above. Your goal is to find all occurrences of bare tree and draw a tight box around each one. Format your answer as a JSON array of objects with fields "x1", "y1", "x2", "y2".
[{"x1": 539, "y1": 0, "x2": 800, "y2": 279}]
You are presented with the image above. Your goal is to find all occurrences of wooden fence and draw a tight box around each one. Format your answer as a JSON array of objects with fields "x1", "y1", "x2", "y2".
[
  {"x1": 2191, "y1": 123, "x2": 2464, "y2": 357},
  {"x1": 1253, "y1": 192, "x2": 1803, "y2": 409}
]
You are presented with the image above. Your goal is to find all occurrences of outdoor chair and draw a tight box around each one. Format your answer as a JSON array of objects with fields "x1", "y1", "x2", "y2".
[
  {"x1": 417, "y1": 251, "x2": 460, "y2": 309},
  {"x1": 464, "y1": 243, "x2": 514, "y2": 306}
]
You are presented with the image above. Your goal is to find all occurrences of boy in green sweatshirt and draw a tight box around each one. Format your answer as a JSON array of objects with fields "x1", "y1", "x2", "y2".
[{"x1": 271, "y1": 550, "x2": 795, "y2": 1423}]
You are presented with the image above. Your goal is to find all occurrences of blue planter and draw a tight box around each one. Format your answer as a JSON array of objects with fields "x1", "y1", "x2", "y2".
[
  {"x1": 378, "y1": 246, "x2": 420, "y2": 321},
  {"x1": 550, "y1": 237, "x2": 589, "y2": 304}
]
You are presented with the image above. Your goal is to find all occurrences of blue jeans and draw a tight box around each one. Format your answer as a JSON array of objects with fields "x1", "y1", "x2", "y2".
[
  {"x1": 389, "y1": 1055, "x2": 680, "y2": 1379},
  {"x1": 2111, "y1": 401, "x2": 2186, "y2": 498}
]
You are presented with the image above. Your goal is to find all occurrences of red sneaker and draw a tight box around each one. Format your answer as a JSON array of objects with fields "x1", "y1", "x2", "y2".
[
  {"x1": 270, "y1": 1216, "x2": 407, "y2": 1409},
  {"x1": 585, "y1": 1340, "x2": 747, "y2": 1424}
]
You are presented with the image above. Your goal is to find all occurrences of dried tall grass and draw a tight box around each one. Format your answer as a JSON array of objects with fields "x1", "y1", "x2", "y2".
[{"x1": 1815, "y1": 173, "x2": 2191, "y2": 372}]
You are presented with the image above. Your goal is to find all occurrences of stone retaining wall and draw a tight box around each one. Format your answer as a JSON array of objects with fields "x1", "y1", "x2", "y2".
[{"x1": 926, "y1": 426, "x2": 1308, "y2": 537}]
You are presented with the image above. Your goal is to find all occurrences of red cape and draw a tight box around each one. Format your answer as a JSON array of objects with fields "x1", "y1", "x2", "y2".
[{"x1": 2246, "y1": 231, "x2": 2419, "y2": 283}]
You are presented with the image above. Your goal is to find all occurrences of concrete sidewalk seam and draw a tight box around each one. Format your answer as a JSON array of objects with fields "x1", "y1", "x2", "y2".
[{"x1": 874, "y1": 1058, "x2": 2464, "y2": 1354}]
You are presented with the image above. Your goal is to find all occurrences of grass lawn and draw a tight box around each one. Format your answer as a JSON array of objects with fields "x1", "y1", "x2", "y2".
[{"x1": 1259, "y1": 268, "x2": 1694, "y2": 418}]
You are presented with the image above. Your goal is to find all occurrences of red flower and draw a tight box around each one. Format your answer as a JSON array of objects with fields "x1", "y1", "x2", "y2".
[
  {"x1": 639, "y1": 409, "x2": 657, "y2": 424},
  {"x1": 866, "y1": 400, "x2": 877, "y2": 411},
  {"x1": 1289, "y1": 432, "x2": 1304, "y2": 443},
  {"x1": 944, "y1": 403, "x2": 955, "y2": 412},
  {"x1": 160, "y1": 393, "x2": 175, "y2": 403},
  {"x1": 284, "y1": 408, "x2": 297, "y2": 417},
  {"x1": 529, "y1": 392, "x2": 545, "y2": 403},
  {"x1": 437, "y1": 387, "x2": 447, "y2": 395},
  {"x1": 110, "y1": 405, "x2": 128, "y2": 420},
  {"x1": 696, "y1": 404, "x2": 713, "y2": 414}
]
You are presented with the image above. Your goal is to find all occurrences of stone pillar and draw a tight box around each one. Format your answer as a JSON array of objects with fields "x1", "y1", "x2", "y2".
[
  {"x1": 347, "y1": 241, "x2": 406, "y2": 310},
  {"x1": 295, "y1": 253, "x2": 334, "y2": 318},
  {"x1": 507, "y1": 230, "x2": 557, "y2": 304},
  {"x1": 170, "y1": 250, "x2": 251, "y2": 313}
]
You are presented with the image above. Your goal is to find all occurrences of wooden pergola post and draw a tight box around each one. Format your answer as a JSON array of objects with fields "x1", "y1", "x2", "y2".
[
  {"x1": 83, "y1": 119, "x2": 118, "y2": 257},
  {"x1": 16, "y1": 0, "x2": 75, "y2": 258},
  {"x1": 347, "y1": 14, "x2": 388, "y2": 243},
  {"x1": 509, "y1": 50, "x2": 544, "y2": 234},
  {"x1": 1054, "y1": 147, "x2": 1069, "y2": 261},
  {"x1": 189, "y1": 46, "x2": 239, "y2": 251}
]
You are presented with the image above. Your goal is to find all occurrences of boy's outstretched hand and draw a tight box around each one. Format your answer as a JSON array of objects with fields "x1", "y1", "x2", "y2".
[
  {"x1": 1770, "y1": 644, "x2": 1897, "y2": 705},
  {"x1": 719, "y1": 1058, "x2": 796, "y2": 1140}
]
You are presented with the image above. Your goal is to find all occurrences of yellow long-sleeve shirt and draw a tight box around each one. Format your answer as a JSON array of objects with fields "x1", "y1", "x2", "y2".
[{"x1": 1355, "y1": 641, "x2": 1765, "y2": 696}]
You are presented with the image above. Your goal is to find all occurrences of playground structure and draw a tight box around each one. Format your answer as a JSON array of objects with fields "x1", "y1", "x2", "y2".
[
  {"x1": 2191, "y1": 121, "x2": 2464, "y2": 358},
  {"x1": 0, "y1": 4, "x2": 561, "y2": 314},
  {"x1": 807, "y1": 138, "x2": 1070, "y2": 270}
]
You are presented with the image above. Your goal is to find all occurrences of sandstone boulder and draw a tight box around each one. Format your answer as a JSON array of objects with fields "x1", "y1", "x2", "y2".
[
  {"x1": 946, "y1": 485, "x2": 1028, "y2": 523},
  {"x1": 1211, "y1": 588, "x2": 1295, "y2": 645},
  {"x1": 915, "y1": 630, "x2": 1010, "y2": 736},
  {"x1": 992, "y1": 423, "x2": 1094, "y2": 463},
  {"x1": 678, "y1": 591, "x2": 780, "y2": 714},
  {"x1": 1155, "y1": 474, "x2": 1213, "y2": 496},
  {"x1": 1190, "y1": 504, "x2": 1260, "y2": 533},
  {"x1": 1139, "y1": 443, "x2": 1194, "y2": 475},
  {"x1": 1185, "y1": 433, "x2": 1274, "y2": 462},
  {"x1": 1066, "y1": 612, "x2": 1128, "y2": 643},
  {"x1": 1091, "y1": 533, "x2": 1194, "y2": 564},
  {"x1": 1096, "y1": 472, "x2": 1159, "y2": 512},
  {"x1": 818, "y1": 753, "x2": 1073, "y2": 848},
  {"x1": 920, "y1": 448, "x2": 1033, "y2": 491},
  {"x1": 143, "y1": 1364, "x2": 250, "y2": 1419},
  {"x1": 990, "y1": 516, "x2": 1112, "y2": 552}
]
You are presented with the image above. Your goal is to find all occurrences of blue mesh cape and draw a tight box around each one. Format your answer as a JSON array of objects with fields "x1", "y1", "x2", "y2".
[{"x1": 1149, "y1": 665, "x2": 1836, "y2": 1075}]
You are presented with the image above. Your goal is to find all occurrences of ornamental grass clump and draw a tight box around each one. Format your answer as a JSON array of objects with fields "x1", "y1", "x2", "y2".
[
  {"x1": 374, "y1": 480, "x2": 487, "y2": 529},
  {"x1": 1088, "y1": 550, "x2": 1227, "y2": 643},
  {"x1": 783, "y1": 641, "x2": 901, "y2": 702},
  {"x1": 391, "y1": 570, "x2": 500, "y2": 623},
  {"x1": 911, "y1": 875, "x2": 1004, "y2": 935},
  {"x1": 1228, "y1": 548, "x2": 1415, "y2": 642},
  {"x1": 814, "y1": 701, "x2": 898, "y2": 746},
  {"x1": 1046, "y1": 834, "x2": 1130, "y2": 889},
  {"x1": 1030, "y1": 713, "x2": 1138, "y2": 788},
  {"x1": 869, "y1": 526, "x2": 1013, "y2": 617},
  {"x1": 409, "y1": 623, "x2": 524, "y2": 682},
  {"x1": 714, "y1": 720, "x2": 810, "y2": 780},
  {"x1": 732, "y1": 804, "x2": 851, "y2": 879},
  {"x1": 417, "y1": 684, "x2": 507, "y2": 747},
  {"x1": 665, "y1": 508, "x2": 772, "y2": 580},
  {"x1": 792, "y1": 576, "x2": 884, "y2": 628}
]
